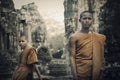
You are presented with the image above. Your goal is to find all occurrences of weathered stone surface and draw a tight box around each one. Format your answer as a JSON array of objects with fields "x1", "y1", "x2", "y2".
[
  {"x1": 0, "y1": 0, "x2": 18, "y2": 79},
  {"x1": 17, "y1": 2, "x2": 47, "y2": 48}
]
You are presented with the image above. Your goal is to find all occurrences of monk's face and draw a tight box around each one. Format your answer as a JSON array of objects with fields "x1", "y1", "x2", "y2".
[
  {"x1": 80, "y1": 12, "x2": 93, "y2": 29},
  {"x1": 19, "y1": 36, "x2": 28, "y2": 49}
]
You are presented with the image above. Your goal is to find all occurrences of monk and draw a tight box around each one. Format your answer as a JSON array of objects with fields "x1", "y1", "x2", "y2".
[
  {"x1": 68, "y1": 11, "x2": 106, "y2": 80},
  {"x1": 12, "y1": 35, "x2": 42, "y2": 80}
]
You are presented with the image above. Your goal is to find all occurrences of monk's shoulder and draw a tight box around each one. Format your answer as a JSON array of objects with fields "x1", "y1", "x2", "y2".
[
  {"x1": 28, "y1": 47, "x2": 37, "y2": 54},
  {"x1": 94, "y1": 32, "x2": 106, "y2": 40},
  {"x1": 70, "y1": 31, "x2": 81, "y2": 39},
  {"x1": 30, "y1": 47, "x2": 36, "y2": 51}
]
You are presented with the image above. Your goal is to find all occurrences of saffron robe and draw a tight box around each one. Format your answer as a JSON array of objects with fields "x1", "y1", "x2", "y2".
[
  {"x1": 12, "y1": 47, "x2": 38, "y2": 80},
  {"x1": 69, "y1": 31, "x2": 106, "y2": 80}
]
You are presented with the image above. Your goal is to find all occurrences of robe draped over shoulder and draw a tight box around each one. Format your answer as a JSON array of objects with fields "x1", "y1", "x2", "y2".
[
  {"x1": 12, "y1": 47, "x2": 38, "y2": 80},
  {"x1": 69, "y1": 31, "x2": 106, "y2": 80}
]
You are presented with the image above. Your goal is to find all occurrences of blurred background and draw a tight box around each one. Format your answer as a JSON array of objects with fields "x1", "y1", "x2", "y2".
[{"x1": 0, "y1": 0, "x2": 120, "y2": 80}]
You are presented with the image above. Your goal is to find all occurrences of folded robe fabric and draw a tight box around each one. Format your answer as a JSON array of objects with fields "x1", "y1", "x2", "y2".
[
  {"x1": 12, "y1": 47, "x2": 38, "y2": 80},
  {"x1": 69, "y1": 31, "x2": 106, "y2": 80}
]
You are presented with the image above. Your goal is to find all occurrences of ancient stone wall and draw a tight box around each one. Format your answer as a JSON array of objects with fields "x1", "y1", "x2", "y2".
[
  {"x1": 0, "y1": 0, "x2": 19, "y2": 77},
  {"x1": 99, "y1": 0, "x2": 120, "y2": 64},
  {"x1": 17, "y1": 2, "x2": 47, "y2": 48}
]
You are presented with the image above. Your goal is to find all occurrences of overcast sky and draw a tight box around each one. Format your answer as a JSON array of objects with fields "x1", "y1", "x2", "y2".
[{"x1": 13, "y1": 0, "x2": 64, "y2": 23}]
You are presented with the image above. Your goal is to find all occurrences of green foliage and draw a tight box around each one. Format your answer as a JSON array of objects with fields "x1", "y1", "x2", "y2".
[
  {"x1": 37, "y1": 46, "x2": 52, "y2": 64},
  {"x1": 48, "y1": 34, "x2": 64, "y2": 51},
  {"x1": 0, "y1": 51, "x2": 17, "y2": 73},
  {"x1": 48, "y1": 64, "x2": 68, "y2": 76}
]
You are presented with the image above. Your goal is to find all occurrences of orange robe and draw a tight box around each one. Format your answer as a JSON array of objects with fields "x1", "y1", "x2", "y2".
[
  {"x1": 69, "y1": 31, "x2": 106, "y2": 80},
  {"x1": 12, "y1": 47, "x2": 38, "y2": 80}
]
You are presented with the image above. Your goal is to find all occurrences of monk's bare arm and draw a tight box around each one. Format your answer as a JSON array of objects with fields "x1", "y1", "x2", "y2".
[
  {"x1": 34, "y1": 64, "x2": 42, "y2": 80},
  {"x1": 69, "y1": 36, "x2": 77, "y2": 79}
]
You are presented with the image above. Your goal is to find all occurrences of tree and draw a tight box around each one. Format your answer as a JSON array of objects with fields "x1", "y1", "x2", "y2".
[{"x1": 37, "y1": 46, "x2": 52, "y2": 64}]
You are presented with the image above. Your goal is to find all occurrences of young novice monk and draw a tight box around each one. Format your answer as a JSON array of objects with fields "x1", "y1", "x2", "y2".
[
  {"x1": 12, "y1": 35, "x2": 42, "y2": 80},
  {"x1": 69, "y1": 11, "x2": 106, "y2": 80}
]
